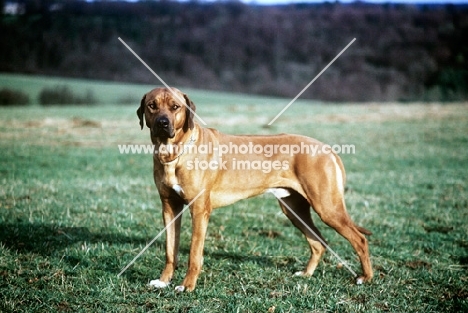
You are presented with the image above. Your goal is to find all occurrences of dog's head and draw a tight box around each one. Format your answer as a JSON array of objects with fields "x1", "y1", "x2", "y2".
[{"x1": 137, "y1": 87, "x2": 196, "y2": 141}]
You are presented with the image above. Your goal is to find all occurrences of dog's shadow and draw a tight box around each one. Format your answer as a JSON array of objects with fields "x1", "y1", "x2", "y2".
[
  {"x1": 0, "y1": 222, "x2": 152, "y2": 250},
  {"x1": 0, "y1": 222, "x2": 154, "y2": 272},
  {"x1": 0, "y1": 222, "x2": 282, "y2": 280}
]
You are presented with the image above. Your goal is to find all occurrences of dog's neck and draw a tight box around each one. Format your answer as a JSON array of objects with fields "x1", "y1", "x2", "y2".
[
  {"x1": 154, "y1": 127, "x2": 197, "y2": 195},
  {"x1": 154, "y1": 127, "x2": 197, "y2": 165}
]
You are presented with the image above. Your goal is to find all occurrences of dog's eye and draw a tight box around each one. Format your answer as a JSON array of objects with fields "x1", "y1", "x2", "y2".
[
  {"x1": 172, "y1": 104, "x2": 180, "y2": 110},
  {"x1": 148, "y1": 103, "x2": 156, "y2": 110}
]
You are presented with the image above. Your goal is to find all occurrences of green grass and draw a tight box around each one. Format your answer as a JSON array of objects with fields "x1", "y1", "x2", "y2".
[
  {"x1": 1, "y1": 74, "x2": 468, "y2": 312},
  {"x1": 0, "y1": 73, "x2": 290, "y2": 107}
]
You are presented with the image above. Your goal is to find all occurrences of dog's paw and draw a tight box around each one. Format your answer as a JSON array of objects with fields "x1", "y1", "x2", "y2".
[
  {"x1": 356, "y1": 277, "x2": 364, "y2": 285},
  {"x1": 293, "y1": 271, "x2": 305, "y2": 276},
  {"x1": 174, "y1": 285, "x2": 185, "y2": 292},
  {"x1": 149, "y1": 279, "x2": 169, "y2": 288}
]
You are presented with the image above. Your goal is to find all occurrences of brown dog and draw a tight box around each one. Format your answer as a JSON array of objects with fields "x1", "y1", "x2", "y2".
[{"x1": 137, "y1": 87, "x2": 373, "y2": 292}]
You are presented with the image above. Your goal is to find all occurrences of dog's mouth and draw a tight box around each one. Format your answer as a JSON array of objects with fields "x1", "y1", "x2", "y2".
[
  {"x1": 152, "y1": 127, "x2": 175, "y2": 139},
  {"x1": 152, "y1": 116, "x2": 176, "y2": 139}
]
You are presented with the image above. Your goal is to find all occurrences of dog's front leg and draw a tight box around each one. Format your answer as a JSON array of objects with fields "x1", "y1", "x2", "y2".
[
  {"x1": 150, "y1": 197, "x2": 184, "y2": 288},
  {"x1": 175, "y1": 196, "x2": 211, "y2": 292}
]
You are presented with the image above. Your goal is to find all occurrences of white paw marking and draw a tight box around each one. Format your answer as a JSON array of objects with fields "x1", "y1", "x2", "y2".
[
  {"x1": 267, "y1": 188, "x2": 291, "y2": 199},
  {"x1": 294, "y1": 271, "x2": 304, "y2": 276},
  {"x1": 356, "y1": 277, "x2": 364, "y2": 285},
  {"x1": 149, "y1": 279, "x2": 169, "y2": 288},
  {"x1": 172, "y1": 184, "x2": 185, "y2": 197},
  {"x1": 174, "y1": 285, "x2": 185, "y2": 292}
]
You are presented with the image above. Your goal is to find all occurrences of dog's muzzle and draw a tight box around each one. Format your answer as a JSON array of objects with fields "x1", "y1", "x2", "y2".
[{"x1": 153, "y1": 116, "x2": 175, "y2": 138}]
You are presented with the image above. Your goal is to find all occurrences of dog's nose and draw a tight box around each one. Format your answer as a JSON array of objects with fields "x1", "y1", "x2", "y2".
[{"x1": 156, "y1": 117, "x2": 170, "y2": 128}]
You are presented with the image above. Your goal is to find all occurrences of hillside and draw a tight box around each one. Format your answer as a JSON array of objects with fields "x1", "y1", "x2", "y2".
[{"x1": 1, "y1": 1, "x2": 467, "y2": 101}]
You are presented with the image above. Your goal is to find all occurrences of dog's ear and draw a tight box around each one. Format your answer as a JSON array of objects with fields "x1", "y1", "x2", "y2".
[
  {"x1": 137, "y1": 94, "x2": 146, "y2": 130},
  {"x1": 183, "y1": 93, "x2": 196, "y2": 131}
]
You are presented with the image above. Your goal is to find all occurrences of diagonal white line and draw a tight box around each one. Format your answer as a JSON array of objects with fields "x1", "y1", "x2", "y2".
[
  {"x1": 274, "y1": 195, "x2": 358, "y2": 278},
  {"x1": 118, "y1": 37, "x2": 207, "y2": 126},
  {"x1": 117, "y1": 189, "x2": 206, "y2": 277},
  {"x1": 268, "y1": 38, "x2": 356, "y2": 126}
]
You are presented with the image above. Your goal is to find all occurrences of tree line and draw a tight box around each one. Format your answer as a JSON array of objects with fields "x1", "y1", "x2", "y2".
[{"x1": 1, "y1": 1, "x2": 467, "y2": 101}]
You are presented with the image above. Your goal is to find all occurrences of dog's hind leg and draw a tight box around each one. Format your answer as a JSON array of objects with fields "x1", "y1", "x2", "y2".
[
  {"x1": 304, "y1": 156, "x2": 373, "y2": 284},
  {"x1": 277, "y1": 191, "x2": 326, "y2": 277}
]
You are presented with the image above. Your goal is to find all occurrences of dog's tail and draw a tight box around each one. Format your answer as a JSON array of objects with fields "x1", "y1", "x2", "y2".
[{"x1": 355, "y1": 225, "x2": 372, "y2": 236}]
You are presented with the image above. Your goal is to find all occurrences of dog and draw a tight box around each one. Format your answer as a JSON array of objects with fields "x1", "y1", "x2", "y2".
[{"x1": 137, "y1": 87, "x2": 373, "y2": 292}]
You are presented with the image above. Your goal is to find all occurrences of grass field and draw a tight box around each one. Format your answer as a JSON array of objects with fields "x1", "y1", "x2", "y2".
[{"x1": 1, "y1": 74, "x2": 468, "y2": 312}]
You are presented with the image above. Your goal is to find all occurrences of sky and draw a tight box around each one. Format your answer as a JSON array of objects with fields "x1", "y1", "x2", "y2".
[{"x1": 241, "y1": 0, "x2": 468, "y2": 4}]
